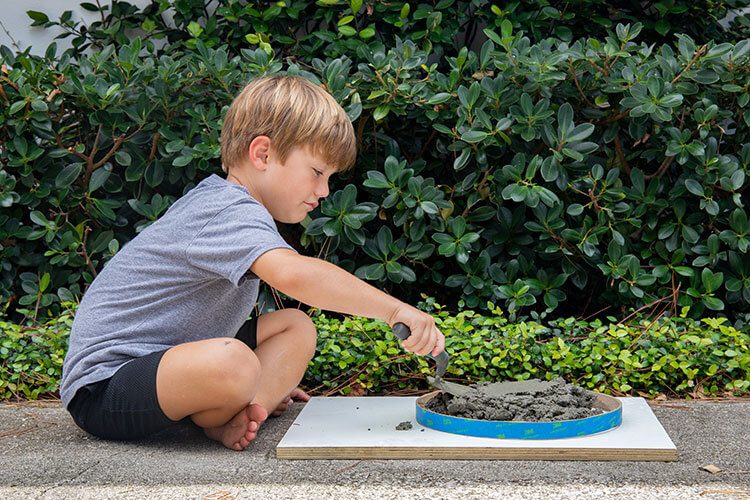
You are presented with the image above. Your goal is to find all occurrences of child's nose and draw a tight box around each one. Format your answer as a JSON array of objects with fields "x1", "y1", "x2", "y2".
[{"x1": 315, "y1": 181, "x2": 329, "y2": 198}]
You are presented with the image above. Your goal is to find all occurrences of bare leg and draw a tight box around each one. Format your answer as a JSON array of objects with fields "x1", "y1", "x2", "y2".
[
  {"x1": 154, "y1": 309, "x2": 316, "y2": 451},
  {"x1": 155, "y1": 338, "x2": 266, "y2": 451},
  {"x1": 251, "y1": 309, "x2": 317, "y2": 414}
]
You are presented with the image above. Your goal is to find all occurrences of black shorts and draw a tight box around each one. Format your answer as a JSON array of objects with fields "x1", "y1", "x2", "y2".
[{"x1": 67, "y1": 317, "x2": 258, "y2": 441}]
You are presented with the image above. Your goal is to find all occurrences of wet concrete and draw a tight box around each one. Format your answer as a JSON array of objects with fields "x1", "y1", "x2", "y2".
[
  {"x1": 424, "y1": 378, "x2": 601, "y2": 422},
  {"x1": 396, "y1": 421, "x2": 413, "y2": 431}
]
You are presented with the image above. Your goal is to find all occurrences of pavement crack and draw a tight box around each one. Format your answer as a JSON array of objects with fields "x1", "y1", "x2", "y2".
[
  {"x1": 0, "y1": 424, "x2": 38, "y2": 439},
  {"x1": 38, "y1": 447, "x2": 131, "y2": 496}
]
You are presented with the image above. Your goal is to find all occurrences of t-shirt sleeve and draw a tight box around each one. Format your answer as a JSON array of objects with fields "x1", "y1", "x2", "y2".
[{"x1": 185, "y1": 199, "x2": 295, "y2": 286}]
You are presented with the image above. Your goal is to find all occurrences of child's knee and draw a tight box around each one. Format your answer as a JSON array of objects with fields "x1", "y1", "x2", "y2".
[
  {"x1": 214, "y1": 338, "x2": 261, "y2": 399},
  {"x1": 285, "y1": 309, "x2": 317, "y2": 358}
]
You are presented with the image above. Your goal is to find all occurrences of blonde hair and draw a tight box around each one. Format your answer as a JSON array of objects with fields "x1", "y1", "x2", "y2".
[{"x1": 220, "y1": 75, "x2": 357, "y2": 173}]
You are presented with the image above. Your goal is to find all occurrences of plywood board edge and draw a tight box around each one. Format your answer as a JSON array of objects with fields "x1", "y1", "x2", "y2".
[{"x1": 276, "y1": 447, "x2": 678, "y2": 462}]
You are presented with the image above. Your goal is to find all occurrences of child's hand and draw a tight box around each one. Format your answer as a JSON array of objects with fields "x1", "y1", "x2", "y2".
[{"x1": 388, "y1": 305, "x2": 445, "y2": 357}]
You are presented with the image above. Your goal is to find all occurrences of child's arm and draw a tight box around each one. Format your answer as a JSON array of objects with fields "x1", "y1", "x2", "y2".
[{"x1": 251, "y1": 248, "x2": 444, "y2": 357}]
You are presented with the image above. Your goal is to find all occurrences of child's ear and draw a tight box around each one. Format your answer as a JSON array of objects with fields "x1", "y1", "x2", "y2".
[{"x1": 248, "y1": 135, "x2": 272, "y2": 171}]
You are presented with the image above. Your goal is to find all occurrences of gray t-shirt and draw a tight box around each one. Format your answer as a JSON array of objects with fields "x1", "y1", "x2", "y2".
[{"x1": 60, "y1": 174, "x2": 294, "y2": 408}]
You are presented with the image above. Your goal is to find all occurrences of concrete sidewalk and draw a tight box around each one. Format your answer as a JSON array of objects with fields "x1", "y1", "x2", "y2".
[{"x1": 0, "y1": 399, "x2": 748, "y2": 499}]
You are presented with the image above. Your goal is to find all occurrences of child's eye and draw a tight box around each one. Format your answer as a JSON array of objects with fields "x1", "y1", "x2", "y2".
[{"x1": 313, "y1": 169, "x2": 323, "y2": 177}]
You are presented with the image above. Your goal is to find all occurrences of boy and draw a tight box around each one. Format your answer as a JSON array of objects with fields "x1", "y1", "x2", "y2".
[{"x1": 60, "y1": 75, "x2": 445, "y2": 451}]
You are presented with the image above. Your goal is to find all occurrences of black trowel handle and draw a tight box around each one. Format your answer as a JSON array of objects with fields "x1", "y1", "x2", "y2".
[
  {"x1": 392, "y1": 322, "x2": 449, "y2": 378},
  {"x1": 392, "y1": 322, "x2": 412, "y2": 341}
]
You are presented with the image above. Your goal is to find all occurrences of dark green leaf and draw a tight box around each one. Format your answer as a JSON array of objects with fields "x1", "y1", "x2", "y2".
[{"x1": 55, "y1": 163, "x2": 83, "y2": 189}]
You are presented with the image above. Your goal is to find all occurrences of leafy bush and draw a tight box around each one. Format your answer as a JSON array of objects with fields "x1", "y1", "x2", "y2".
[
  {"x1": 1, "y1": 303, "x2": 747, "y2": 401},
  {"x1": 28, "y1": 0, "x2": 750, "y2": 58},
  {"x1": 3, "y1": 2, "x2": 750, "y2": 322},
  {"x1": 309, "y1": 303, "x2": 750, "y2": 398},
  {"x1": 0, "y1": 307, "x2": 71, "y2": 400}
]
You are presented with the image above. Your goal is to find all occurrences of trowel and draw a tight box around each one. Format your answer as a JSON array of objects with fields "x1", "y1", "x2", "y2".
[{"x1": 392, "y1": 323, "x2": 476, "y2": 397}]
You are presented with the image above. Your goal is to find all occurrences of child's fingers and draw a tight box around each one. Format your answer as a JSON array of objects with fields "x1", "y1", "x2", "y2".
[
  {"x1": 392, "y1": 307, "x2": 444, "y2": 356},
  {"x1": 405, "y1": 319, "x2": 437, "y2": 356},
  {"x1": 407, "y1": 325, "x2": 430, "y2": 355},
  {"x1": 416, "y1": 326, "x2": 438, "y2": 356},
  {"x1": 431, "y1": 328, "x2": 445, "y2": 357},
  {"x1": 400, "y1": 324, "x2": 426, "y2": 352}
]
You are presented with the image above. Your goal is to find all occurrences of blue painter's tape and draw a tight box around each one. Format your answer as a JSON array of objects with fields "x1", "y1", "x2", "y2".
[{"x1": 415, "y1": 391, "x2": 622, "y2": 440}]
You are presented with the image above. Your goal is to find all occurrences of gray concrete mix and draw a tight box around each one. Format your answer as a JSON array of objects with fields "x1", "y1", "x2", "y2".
[
  {"x1": 424, "y1": 378, "x2": 601, "y2": 421},
  {"x1": 0, "y1": 399, "x2": 748, "y2": 499}
]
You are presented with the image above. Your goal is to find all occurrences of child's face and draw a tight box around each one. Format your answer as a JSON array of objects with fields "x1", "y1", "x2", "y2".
[{"x1": 261, "y1": 146, "x2": 334, "y2": 224}]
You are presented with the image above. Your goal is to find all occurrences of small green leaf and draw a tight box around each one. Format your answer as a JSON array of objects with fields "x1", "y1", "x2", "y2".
[
  {"x1": 359, "y1": 26, "x2": 376, "y2": 39},
  {"x1": 187, "y1": 21, "x2": 203, "y2": 37},
  {"x1": 428, "y1": 93, "x2": 452, "y2": 105},
  {"x1": 373, "y1": 105, "x2": 390, "y2": 122},
  {"x1": 685, "y1": 179, "x2": 704, "y2": 197},
  {"x1": 703, "y1": 296, "x2": 724, "y2": 311},
  {"x1": 654, "y1": 19, "x2": 670, "y2": 36},
  {"x1": 39, "y1": 273, "x2": 50, "y2": 293},
  {"x1": 115, "y1": 151, "x2": 132, "y2": 166},
  {"x1": 500, "y1": 19, "x2": 512, "y2": 39},
  {"x1": 566, "y1": 204, "x2": 584, "y2": 216},
  {"x1": 453, "y1": 148, "x2": 471, "y2": 170},
  {"x1": 461, "y1": 130, "x2": 488, "y2": 143},
  {"x1": 89, "y1": 167, "x2": 111, "y2": 193},
  {"x1": 483, "y1": 28, "x2": 503, "y2": 46},
  {"x1": 173, "y1": 155, "x2": 192, "y2": 167},
  {"x1": 31, "y1": 100, "x2": 48, "y2": 112},
  {"x1": 557, "y1": 103, "x2": 574, "y2": 132},
  {"x1": 142, "y1": 18, "x2": 157, "y2": 33},
  {"x1": 338, "y1": 15, "x2": 354, "y2": 26},
  {"x1": 9, "y1": 101, "x2": 26, "y2": 115},
  {"x1": 55, "y1": 163, "x2": 84, "y2": 189},
  {"x1": 26, "y1": 10, "x2": 50, "y2": 24}
]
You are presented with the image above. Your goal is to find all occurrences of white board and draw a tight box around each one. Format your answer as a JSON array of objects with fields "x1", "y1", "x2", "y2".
[{"x1": 276, "y1": 396, "x2": 677, "y2": 461}]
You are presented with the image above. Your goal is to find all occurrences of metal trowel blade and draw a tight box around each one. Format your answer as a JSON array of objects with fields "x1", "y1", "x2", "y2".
[
  {"x1": 430, "y1": 351, "x2": 450, "y2": 379},
  {"x1": 427, "y1": 376, "x2": 476, "y2": 397}
]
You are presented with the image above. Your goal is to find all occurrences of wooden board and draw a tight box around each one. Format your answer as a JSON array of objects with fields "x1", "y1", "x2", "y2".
[{"x1": 276, "y1": 396, "x2": 677, "y2": 461}]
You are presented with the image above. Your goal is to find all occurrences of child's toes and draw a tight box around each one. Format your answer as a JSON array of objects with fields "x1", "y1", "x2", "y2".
[{"x1": 247, "y1": 403, "x2": 268, "y2": 425}]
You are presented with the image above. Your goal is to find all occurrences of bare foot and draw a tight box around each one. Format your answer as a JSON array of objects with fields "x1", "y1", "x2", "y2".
[
  {"x1": 204, "y1": 403, "x2": 268, "y2": 451},
  {"x1": 271, "y1": 387, "x2": 311, "y2": 417}
]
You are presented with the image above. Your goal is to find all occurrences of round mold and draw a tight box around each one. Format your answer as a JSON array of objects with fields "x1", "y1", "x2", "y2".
[{"x1": 415, "y1": 391, "x2": 622, "y2": 440}]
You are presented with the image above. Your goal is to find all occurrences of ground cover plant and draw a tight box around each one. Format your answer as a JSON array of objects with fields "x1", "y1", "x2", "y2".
[{"x1": 1, "y1": 302, "x2": 748, "y2": 401}]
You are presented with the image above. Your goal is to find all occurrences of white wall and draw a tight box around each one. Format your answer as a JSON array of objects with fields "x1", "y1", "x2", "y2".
[
  {"x1": 721, "y1": 7, "x2": 750, "y2": 28},
  {"x1": 0, "y1": 0, "x2": 152, "y2": 55}
]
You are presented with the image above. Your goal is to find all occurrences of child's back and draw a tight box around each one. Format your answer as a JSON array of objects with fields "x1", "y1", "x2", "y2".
[{"x1": 61, "y1": 174, "x2": 292, "y2": 407}]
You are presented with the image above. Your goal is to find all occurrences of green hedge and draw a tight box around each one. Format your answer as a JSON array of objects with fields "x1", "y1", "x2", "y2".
[
  {"x1": 27, "y1": 0, "x2": 750, "y2": 56},
  {"x1": 3, "y1": 2, "x2": 750, "y2": 322},
  {"x1": 1, "y1": 304, "x2": 748, "y2": 401}
]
